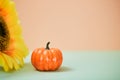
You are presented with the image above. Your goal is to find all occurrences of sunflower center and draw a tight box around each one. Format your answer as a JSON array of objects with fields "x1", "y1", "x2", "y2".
[{"x1": 0, "y1": 17, "x2": 10, "y2": 51}]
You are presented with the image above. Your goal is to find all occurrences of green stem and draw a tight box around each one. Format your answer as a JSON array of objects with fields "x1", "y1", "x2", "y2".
[{"x1": 46, "y1": 42, "x2": 50, "y2": 50}]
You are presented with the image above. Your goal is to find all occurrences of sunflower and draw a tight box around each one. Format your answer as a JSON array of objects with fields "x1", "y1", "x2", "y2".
[{"x1": 0, "y1": 0, "x2": 29, "y2": 72}]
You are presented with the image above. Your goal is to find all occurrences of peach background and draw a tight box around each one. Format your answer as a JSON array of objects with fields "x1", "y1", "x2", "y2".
[{"x1": 14, "y1": 0, "x2": 120, "y2": 51}]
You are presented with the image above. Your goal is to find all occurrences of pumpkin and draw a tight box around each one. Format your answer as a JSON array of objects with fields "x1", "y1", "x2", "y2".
[{"x1": 31, "y1": 42, "x2": 63, "y2": 71}]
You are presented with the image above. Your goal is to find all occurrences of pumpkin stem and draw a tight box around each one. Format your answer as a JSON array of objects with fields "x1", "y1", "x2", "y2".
[{"x1": 46, "y1": 42, "x2": 50, "y2": 50}]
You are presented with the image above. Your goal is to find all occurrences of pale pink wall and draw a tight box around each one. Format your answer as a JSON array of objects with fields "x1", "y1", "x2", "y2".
[{"x1": 14, "y1": 0, "x2": 120, "y2": 50}]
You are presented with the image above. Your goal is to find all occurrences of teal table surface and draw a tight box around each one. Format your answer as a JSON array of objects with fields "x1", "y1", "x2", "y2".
[{"x1": 0, "y1": 51, "x2": 120, "y2": 80}]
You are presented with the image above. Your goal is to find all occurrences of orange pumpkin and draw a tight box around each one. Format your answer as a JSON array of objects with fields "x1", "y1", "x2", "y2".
[{"x1": 31, "y1": 42, "x2": 63, "y2": 71}]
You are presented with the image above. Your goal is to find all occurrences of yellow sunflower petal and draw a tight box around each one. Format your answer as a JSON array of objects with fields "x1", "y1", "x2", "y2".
[
  {"x1": 11, "y1": 57, "x2": 20, "y2": 70},
  {"x1": 0, "y1": 54, "x2": 9, "y2": 71},
  {"x1": 13, "y1": 53, "x2": 24, "y2": 67},
  {"x1": 0, "y1": 54, "x2": 4, "y2": 67},
  {"x1": 0, "y1": 0, "x2": 4, "y2": 6},
  {"x1": 3, "y1": 62, "x2": 9, "y2": 72},
  {"x1": 1, "y1": 53, "x2": 13, "y2": 70}
]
